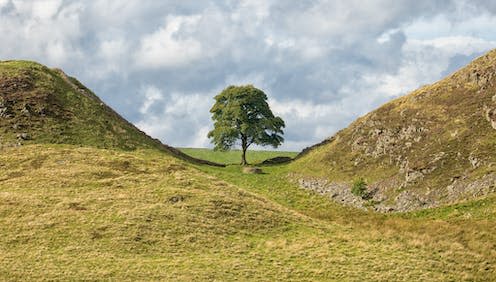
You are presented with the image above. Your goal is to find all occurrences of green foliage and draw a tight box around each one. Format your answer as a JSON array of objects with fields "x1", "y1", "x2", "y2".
[
  {"x1": 208, "y1": 85, "x2": 285, "y2": 164},
  {"x1": 351, "y1": 178, "x2": 367, "y2": 198}
]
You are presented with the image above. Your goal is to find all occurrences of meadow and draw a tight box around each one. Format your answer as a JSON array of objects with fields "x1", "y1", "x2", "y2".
[{"x1": 1, "y1": 144, "x2": 494, "y2": 280}]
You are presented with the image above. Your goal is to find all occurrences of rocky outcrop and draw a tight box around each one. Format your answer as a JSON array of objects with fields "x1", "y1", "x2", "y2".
[
  {"x1": 0, "y1": 74, "x2": 34, "y2": 94},
  {"x1": 444, "y1": 173, "x2": 496, "y2": 202},
  {"x1": 297, "y1": 177, "x2": 368, "y2": 210},
  {"x1": 0, "y1": 98, "x2": 13, "y2": 118},
  {"x1": 485, "y1": 95, "x2": 496, "y2": 130},
  {"x1": 469, "y1": 154, "x2": 482, "y2": 168},
  {"x1": 295, "y1": 175, "x2": 430, "y2": 212},
  {"x1": 293, "y1": 173, "x2": 496, "y2": 213},
  {"x1": 16, "y1": 132, "x2": 30, "y2": 140},
  {"x1": 349, "y1": 117, "x2": 428, "y2": 163}
]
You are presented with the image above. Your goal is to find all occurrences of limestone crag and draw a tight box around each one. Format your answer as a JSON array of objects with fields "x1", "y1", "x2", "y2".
[{"x1": 295, "y1": 173, "x2": 496, "y2": 212}]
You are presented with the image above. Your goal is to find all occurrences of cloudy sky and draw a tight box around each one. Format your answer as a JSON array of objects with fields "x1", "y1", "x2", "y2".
[{"x1": 1, "y1": 0, "x2": 496, "y2": 150}]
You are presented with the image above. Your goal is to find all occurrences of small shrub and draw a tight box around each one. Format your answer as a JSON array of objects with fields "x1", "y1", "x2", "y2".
[{"x1": 351, "y1": 178, "x2": 367, "y2": 199}]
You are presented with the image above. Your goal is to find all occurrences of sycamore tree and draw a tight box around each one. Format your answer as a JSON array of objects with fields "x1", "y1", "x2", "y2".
[{"x1": 208, "y1": 85, "x2": 285, "y2": 165}]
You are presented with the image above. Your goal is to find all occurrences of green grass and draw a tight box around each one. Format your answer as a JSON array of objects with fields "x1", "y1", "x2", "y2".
[
  {"x1": 0, "y1": 60, "x2": 170, "y2": 151},
  {"x1": 195, "y1": 162, "x2": 496, "y2": 280},
  {"x1": 179, "y1": 147, "x2": 297, "y2": 165},
  {"x1": 1, "y1": 144, "x2": 495, "y2": 280}
]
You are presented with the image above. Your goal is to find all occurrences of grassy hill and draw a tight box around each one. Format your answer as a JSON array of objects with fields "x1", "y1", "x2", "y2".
[
  {"x1": 0, "y1": 60, "x2": 223, "y2": 166},
  {"x1": 0, "y1": 61, "x2": 158, "y2": 150},
  {"x1": 1, "y1": 144, "x2": 495, "y2": 280},
  {"x1": 290, "y1": 49, "x2": 496, "y2": 212}
]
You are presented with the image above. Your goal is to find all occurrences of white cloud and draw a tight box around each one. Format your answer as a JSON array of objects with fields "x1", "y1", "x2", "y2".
[
  {"x1": 32, "y1": 0, "x2": 62, "y2": 19},
  {"x1": 0, "y1": 1, "x2": 83, "y2": 66},
  {"x1": 268, "y1": 98, "x2": 356, "y2": 149},
  {"x1": 134, "y1": 15, "x2": 203, "y2": 69},
  {"x1": 12, "y1": 0, "x2": 63, "y2": 19},
  {"x1": 99, "y1": 39, "x2": 128, "y2": 62},
  {"x1": 139, "y1": 86, "x2": 164, "y2": 114},
  {"x1": 0, "y1": 0, "x2": 9, "y2": 9},
  {"x1": 191, "y1": 125, "x2": 211, "y2": 148},
  {"x1": 377, "y1": 28, "x2": 402, "y2": 43},
  {"x1": 135, "y1": 87, "x2": 213, "y2": 147},
  {"x1": 363, "y1": 36, "x2": 496, "y2": 99},
  {"x1": 2, "y1": 0, "x2": 496, "y2": 150},
  {"x1": 407, "y1": 36, "x2": 496, "y2": 55}
]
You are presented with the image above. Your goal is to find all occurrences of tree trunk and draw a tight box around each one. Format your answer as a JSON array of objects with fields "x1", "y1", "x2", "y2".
[{"x1": 241, "y1": 137, "x2": 248, "y2": 165}]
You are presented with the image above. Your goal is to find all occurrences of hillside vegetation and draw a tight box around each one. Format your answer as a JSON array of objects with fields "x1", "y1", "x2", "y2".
[
  {"x1": 1, "y1": 144, "x2": 495, "y2": 280},
  {"x1": 0, "y1": 61, "x2": 159, "y2": 150},
  {"x1": 0, "y1": 60, "x2": 222, "y2": 166},
  {"x1": 291, "y1": 49, "x2": 496, "y2": 212}
]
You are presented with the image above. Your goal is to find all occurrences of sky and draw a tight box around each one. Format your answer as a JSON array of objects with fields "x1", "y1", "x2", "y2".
[{"x1": 1, "y1": 0, "x2": 496, "y2": 151}]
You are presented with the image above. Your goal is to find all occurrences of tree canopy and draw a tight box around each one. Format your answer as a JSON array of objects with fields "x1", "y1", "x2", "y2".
[{"x1": 207, "y1": 85, "x2": 285, "y2": 165}]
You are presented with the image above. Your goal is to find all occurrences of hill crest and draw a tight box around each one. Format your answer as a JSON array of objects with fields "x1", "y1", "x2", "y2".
[{"x1": 0, "y1": 60, "x2": 223, "y2": 167}]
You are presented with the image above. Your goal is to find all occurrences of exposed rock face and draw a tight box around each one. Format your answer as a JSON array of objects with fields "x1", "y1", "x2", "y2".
[
  {"x1": 0, "y1": 96, "x2": 14, "y2": 118},
  {"x1": 485, "y1": 99, "x2": 496, "y2": 130},
  {"x1": 444, "y1": 174, "x2": 496, "y2": 202},
  {"x1": 405, "y1": 170, "x2": 424, "y2": 183},
  {"x1": 297, "y1": 178, "x2": 367, "y2": 210},
  {"x1": 350, "y1": 123, "x2": 427, "y2": 159},
  {"x1": 0, "y1": 75, "x2": 34, "y2": 94},
  {"x1": 295, "y1": 173, "x2": 496, "y2": 213},
  {"x1": 469, "y1": 154, "x2": 481, "y2": 168}
]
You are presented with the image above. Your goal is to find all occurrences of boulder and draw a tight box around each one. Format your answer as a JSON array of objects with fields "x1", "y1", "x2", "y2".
[
  {"x1": 16, "y1": 133, "x2": 30, "y2": 140},
  {"x1": 469, "y1": 154, "x2": 481, "y2": 168},
  {"x1": 242, "y1": 167, "x2": 263, "y2": 174}
]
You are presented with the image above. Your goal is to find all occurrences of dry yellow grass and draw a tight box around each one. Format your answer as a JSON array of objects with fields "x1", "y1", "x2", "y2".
[{"x1": 0, "y1": 144, "x2": 495, "y2": 280}]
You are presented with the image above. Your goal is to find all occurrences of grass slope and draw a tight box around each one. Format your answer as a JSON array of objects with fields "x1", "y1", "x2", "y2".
[
  {"x1": 1, "y1": 145, "x2": 495, "y2": 280},
  {"x1": 0, "y1": 60, "x2": 223, "y2": 167},
  {"x1": 0, "y1": 61, "x2": 161, "y2": 150},
  {"x1": 198, "y1": 163, "x2": 496, "y2": 280},
  {"x1": 0, "y1": 145, "x2": 298, "y2": 280},
  {"x1": 289, "y1": 49, "x2": 496, "y2": 210},
  {"x1": 179, "y1": 147, "x2": 297, "y2": 165}
]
